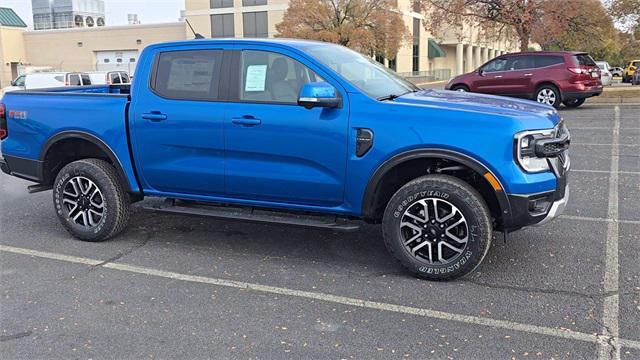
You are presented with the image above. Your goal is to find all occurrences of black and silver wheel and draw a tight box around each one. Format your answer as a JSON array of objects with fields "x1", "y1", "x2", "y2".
[
  {"x1": 451, "y1": 85, "x2": 469, "y2": 92},
  {"x1": 53, "y1": 158, "x2": 130, "y2": 242},
  {"x1": 382, "y1": 175, "x2": 492, "y2": 281},
  {"x1": 535, "y1": 85, "x2": 561, "y2": 109},
  {"x1": 563, "y1": 98, "x2": 585, "y2": 108}
]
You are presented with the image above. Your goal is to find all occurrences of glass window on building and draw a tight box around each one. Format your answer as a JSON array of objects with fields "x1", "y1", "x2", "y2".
[
  {"x1": 388, "y1": 58, "x2": 397, "y2": 71},
  {"x1": 211, "y1": 0, "x2": 233, "y2": 8},
  {"x1": 412, "y1": 18, "x2": 420, "y2": 73},
  {"x1": 211, "y1": 13, "x2": 235, "y2": 38},
  {"x1": 242, "y1": 0, "x2": 268, "y2": 6},
  {"x1": 243, "y1": 11, "x2": 268, "y2": 38}
]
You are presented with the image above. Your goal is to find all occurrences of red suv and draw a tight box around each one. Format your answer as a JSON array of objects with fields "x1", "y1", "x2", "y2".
[{"x1": 445, "y1": 51, "x2": 603, "y2": 109}]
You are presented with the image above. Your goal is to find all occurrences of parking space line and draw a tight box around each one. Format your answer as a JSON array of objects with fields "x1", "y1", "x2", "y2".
[
  {"x1": 559, "y1": 215, "x2": 640, "y2": 225},
  {"x1": 571, "y1": 169, "x2": 640, "y2": 175},
  {"x1": 571, "y1": 143, "x2": 638, "y2": 147},
  {"x1": 1, "y1": 243, "x2": 639, "y2": 351},
  {"x1": 597, "y1": 105, "x2": 621, "y2": 360}
]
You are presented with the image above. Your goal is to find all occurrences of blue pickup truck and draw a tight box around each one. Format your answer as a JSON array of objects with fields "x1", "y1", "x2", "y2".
[{"x1": 0, "y1": 39, "x2": 570, "y2": 280}]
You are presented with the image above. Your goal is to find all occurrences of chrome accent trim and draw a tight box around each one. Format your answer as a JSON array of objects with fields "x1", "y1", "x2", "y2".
[{"x1": 535, "y1": 186, "x2": 569, "y2": 226}]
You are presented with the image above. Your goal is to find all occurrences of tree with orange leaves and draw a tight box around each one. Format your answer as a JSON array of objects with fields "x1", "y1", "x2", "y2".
[{"x1": 275, "y1": 0, "x2": 410, "y2": 59}]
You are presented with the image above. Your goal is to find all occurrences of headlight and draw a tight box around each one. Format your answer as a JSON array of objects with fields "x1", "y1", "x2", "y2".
[{"x1": 515, "y1": 129, "x2": 555, "y2": 173}]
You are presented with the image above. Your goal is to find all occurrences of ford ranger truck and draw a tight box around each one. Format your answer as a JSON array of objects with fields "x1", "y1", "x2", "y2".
[{"x1": 0, "y1": 39, "x2": 570, "y2": 281}]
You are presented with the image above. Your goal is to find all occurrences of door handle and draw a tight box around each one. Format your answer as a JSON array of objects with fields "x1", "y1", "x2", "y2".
[
  {"x1": 142, "y1": 112, "x2": 167, "y2": 122},
  {"x1": 524, "y1": 73, "x2": 533, "y2": 77},
  {"x1": 232, "y1": 117, "x2": 262, "y2": 127},
  {"x1": 494, "y1": 75, "x2": 503, "y2": 79}
]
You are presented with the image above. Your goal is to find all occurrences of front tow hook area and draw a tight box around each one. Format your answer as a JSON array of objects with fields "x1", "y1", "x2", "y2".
[{"x1": 535, "y1": 186, "x2": 570, "y2": 226}]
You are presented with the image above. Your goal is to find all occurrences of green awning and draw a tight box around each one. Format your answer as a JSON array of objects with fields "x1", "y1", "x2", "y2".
[
  {"x1": 428, "y1": 39, "x2": 446, "y2": 59},
  {"x1": 0, "y1": 7, "x2": 27, "y2": 28}
]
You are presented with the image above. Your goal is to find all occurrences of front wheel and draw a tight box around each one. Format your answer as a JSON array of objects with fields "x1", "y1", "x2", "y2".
[
  {"x1": 535, "y1": 86, "x2": 561, "y2": 109},
  {"x1": 382, "y1": 175, "x2": 492, "y2": 281},
  {"x1": 563, "y1": 98, "x2": 585, "y2": 108},
  {"x1": 53, "y1": 158, "x2": 131, "y2": 242},
  {"x1": 451, "y1": 85, "x2": 469, "y2": 92}
]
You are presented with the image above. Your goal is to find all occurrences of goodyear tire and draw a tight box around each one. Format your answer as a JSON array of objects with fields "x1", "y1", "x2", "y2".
[
  {"x1": 382, "y1": 175, "x2": 492, "y2": 281},
  {"x1": 53, "y1": 158, "x2": 130, "y2": 242}
]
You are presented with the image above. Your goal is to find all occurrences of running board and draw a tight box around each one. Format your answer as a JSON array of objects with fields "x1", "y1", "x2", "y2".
[{"x1": 143, "y1": 199, "x2": 362, "y2": 232}]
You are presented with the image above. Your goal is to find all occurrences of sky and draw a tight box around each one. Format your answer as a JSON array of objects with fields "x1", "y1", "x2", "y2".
[{"x1": 0, "y1": 0, "x2": 185, "y2": 28}]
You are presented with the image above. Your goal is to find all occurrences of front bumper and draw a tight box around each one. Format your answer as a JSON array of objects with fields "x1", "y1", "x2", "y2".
[{"x1": 535, "y1": 186, "x2": 569, "y2": 226}]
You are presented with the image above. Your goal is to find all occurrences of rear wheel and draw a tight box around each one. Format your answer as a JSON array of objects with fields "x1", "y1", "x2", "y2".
[
  {"x1": 451, "y1": 85, "x2": 469, "y2": 92},
  {"x1": 535, "y1": 85, "x2": 561, "y2": 109},
  {"x1": 53, "y1": 158, "x2": 130, "y2": 242},
  {"x1": 563, "y1": 98, "x2": 585, "y2": 108},
  {"x1": 382, "y1": 175, "x2": 492, "y2": 281}
]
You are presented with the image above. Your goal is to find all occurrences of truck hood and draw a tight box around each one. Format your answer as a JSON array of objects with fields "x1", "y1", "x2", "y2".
[{"x1": 393, "y1": 89, "x2": 561, "y2": 125}]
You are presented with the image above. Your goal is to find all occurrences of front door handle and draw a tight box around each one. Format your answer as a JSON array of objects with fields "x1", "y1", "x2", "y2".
[
  {"x1": 494, "y1": 75, "x2": 503, "y2": 79},
  {"x1": 232, "y1": 117, "x2": 262, "y2": 127},
  {"x1": 142, "y1": 112, "x2": 167, "y2": 122},
  {"x1": 524, "y1": 73, "x2": 533, "y2": 77}
]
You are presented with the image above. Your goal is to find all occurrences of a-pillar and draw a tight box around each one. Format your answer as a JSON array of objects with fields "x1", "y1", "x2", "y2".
[
  {"x1": 465, "y1": 44, "x2": 474, "y2": 72},
  {"x1": 456, "y1": 43, "x2": 464, "y2": 76}
]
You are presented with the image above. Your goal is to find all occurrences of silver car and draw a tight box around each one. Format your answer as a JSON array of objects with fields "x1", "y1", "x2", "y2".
[{"x1": 596, "y1": 61, "x2": 613, "y2": 86}]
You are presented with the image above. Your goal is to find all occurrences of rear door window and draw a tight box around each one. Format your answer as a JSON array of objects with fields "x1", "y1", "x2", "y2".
[
  {"x1": 509, "y1": 55, "x2": 535, "y2": 70},
  {"x1": 152, "y1": 49, "x2": 223, "y2": 101},
  {"x1": 534, "y1": 55, "x2": 564, "y2": 68}
]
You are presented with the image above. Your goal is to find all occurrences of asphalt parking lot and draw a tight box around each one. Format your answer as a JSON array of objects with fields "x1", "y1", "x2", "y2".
[{"x1": 1, "y1": 104, "x2": 638, "y2": 359}]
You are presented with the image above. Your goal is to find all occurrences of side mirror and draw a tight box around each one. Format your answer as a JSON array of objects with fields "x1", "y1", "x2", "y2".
[
  {"x1": 478, "y1": 69, "x2": 486, "y2": 76},
  {"x1": 10, "y1": 80, "x2": 16, "y2": 86},
  {"x1": 298, "y1": 82, "x2": 341, "y2": 110}
]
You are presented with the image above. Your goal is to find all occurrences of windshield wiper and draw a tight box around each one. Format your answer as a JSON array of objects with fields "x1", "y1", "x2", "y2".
[
  {"x1": 377, "y1": 94, "x2": 401, "y2": 101},
  {"x1": 377, "y1": 89, "x2": 419, "y2": 102}
]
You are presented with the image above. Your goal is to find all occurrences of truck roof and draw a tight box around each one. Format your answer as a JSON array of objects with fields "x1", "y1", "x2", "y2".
[{"x1": 147, "y1": 38, "x2": 333, "y2": 51}]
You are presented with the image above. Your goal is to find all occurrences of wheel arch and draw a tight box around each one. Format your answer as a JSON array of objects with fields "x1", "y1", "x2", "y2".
[
  {"x1": 361, "y1": 149, "x2": 512, "y2": 229},
  {"x1": 534, "y1": 81, "x2": 562, "y2": 100},
  {"x1": 40, "y1": 131, "x2": 133, "y2": 192}
]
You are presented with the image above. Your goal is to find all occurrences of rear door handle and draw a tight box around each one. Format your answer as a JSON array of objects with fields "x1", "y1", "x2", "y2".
[
  {"x1": 524, "y1": 73, "x2": 533, "y2": 77},
  {"x1": 494, "y1": 75, "x2": 503, "y2": 79},
  {"x1": 142, "y1": 112, "x2": 167, "y2": 122},
  {"x1": 232, "y1": 117, "x2": 262, "y2": 127}
]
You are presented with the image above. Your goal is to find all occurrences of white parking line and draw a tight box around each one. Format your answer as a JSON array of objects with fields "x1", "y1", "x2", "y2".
[
  {"x1": 559, "y1": 215, "x2": 640, "y2": 225},
  {"x1": 597, "y1": 105, "x2": 621, "y2": 360},
  {"x1": 571, "y1": 143, "x2": 639, "y2": 147},
  {"x1": 571, "y1": 169, "x2": 640, "y2": 175},
  {"x1": 1, "y1": 243, "x2": 640, "y2": 351}
]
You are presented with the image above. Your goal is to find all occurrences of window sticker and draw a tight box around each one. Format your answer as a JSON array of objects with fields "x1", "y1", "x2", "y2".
[{"x1": 245, "y1": 65, "x2": 267, "y2": 92}]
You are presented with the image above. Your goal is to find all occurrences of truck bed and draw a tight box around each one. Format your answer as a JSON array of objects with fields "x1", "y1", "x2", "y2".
[{"x1": 0, "y1": 84, "x2": 139, "y2": 191}]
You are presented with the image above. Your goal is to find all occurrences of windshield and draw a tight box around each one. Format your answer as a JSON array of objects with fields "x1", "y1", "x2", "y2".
[{"x1": 305, "y1": 44, "x2": 419, "y2": 99}]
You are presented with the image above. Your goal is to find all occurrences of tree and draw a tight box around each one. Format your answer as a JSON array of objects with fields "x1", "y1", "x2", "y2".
[
  {"x1": 605, "y1": 0, "x2": 640, "y2": 32},
  {"x1": 275, "y1": 0, "x2": 409, "y2": 59},
  {"x1": 421, "y1": 0, "x2": 543, "y2": 52},
  {"x1": 532, "y1": 0, "x2": 618, "y2": 55}
]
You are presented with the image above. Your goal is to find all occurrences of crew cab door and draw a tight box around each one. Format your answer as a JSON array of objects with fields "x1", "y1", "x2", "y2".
[
  {"x1": 223, "y1": 48, "x2": 349, "y2": 207},
  {"x1": 129, "y1": 47, "x2": 227, "y2": 196}
]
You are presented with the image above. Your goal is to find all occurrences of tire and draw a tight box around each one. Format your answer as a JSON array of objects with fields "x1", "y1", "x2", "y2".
[
  {"x1": 563, "y1": 98, "x2": 585, "y2": 108},
  {"x1": 382, "y1": 175, "x2": 492, "y2": 281},
  {"x1": 535, "y1": 85, "x2": 561, "y2": 109},
  {"x1": 451, "y1": 85, "x2": 469, "y2": 92},
  {"x1": 53, "y1": 158, "x2": 130, "y2": 242}
]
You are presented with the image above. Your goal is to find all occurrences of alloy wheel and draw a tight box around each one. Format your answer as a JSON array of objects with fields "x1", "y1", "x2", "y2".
[
  {"x1": 400, "y1": 198, "x2": 469, "y2": 265},
  {"x1": 62, "y1": 176, "x2": 105, "y2": 228},
  {"x1": 536, "y1": 89, "x2": 557, "y2": 106}
]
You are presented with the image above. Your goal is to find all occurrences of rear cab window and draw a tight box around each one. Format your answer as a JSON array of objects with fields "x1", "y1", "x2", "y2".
[
  {"x1": 68, "y1": 74, "x2": 81, "y2": 86},
  {"x1": 573, "y1": 54, "x2": 597, "y2": 67},
  {"x1": 81, "y1": 74, "x2": 91, "y2": 86},
  {"x1": 152, "y1": 49, "x2": 223, "y2": 101}
]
